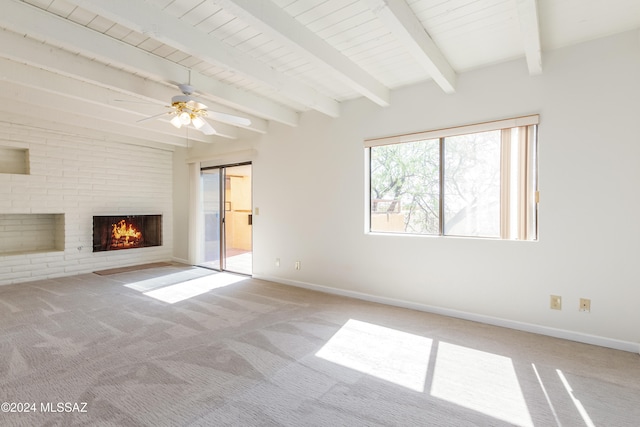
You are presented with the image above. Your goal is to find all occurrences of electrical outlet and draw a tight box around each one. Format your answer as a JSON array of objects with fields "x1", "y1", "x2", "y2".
[
  {"x1": 550, "y1": 295, "x2": 562, "y2": 310},
  {"x1": 295, "y1": 261, "x2": 301, "y2": 270},
  {"x1": 275, "y1": 258, "x2": 280, "y2": 267},
  {"x1": 579, "y1": 298, "x2": 591, "y2": 312}
]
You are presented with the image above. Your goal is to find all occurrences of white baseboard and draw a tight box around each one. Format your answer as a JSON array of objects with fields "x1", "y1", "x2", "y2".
[
  {"x1": 171, "y1": 257, "x2": 191, "y2": 265},
  {"x1": 253, "y1": 274, "x2": 639, "y2": 354}
]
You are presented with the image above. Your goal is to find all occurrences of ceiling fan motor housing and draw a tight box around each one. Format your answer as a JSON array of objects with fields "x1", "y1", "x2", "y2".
[{"x1": 178, "y1": 83, "x2": 195, "y2": 95}]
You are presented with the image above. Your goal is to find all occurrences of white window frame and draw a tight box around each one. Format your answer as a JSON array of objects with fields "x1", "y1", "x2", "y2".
[{"x1": 365, "y1": 115, "x2": 539, "y2": 240}]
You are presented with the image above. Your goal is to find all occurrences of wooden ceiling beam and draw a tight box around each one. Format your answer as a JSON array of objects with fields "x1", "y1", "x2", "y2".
[
  {"x1": 364, "y1": 0, "x2": 457, "y2": 94},
  {"x1": 515, "y1": 0, "x2": 543, "y2": 75},
  {"x1": 215, "y1": 0, "x2": 390, "y2": 107}
]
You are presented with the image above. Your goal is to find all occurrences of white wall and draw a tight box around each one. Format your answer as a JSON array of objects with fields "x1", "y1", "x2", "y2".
[
  {"x1": 174, "y1": 30, "x2": 640, "y2": 350},
  {"x1": 172, "y1": 147, "x2": 190, "y2": 263},
  {"x1": 0, "y1": 122, "x2": 173, "y2": 285}
]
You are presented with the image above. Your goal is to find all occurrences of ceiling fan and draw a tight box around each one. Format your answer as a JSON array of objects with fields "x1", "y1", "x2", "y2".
[{"x1": 138, "y1": 84, "x2": 251, "y2": 135}]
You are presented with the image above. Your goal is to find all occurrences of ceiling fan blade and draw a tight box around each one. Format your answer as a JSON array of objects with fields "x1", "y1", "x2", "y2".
[
  {"x1": 207, "y1": 111, "x2": 251, "y2": 126},
  {"x1": 137, "y1": 111, "x2": 172, "y2": 123},
  {"x1": 197, "y1": 119, "x2": 217, "y2": 135}
]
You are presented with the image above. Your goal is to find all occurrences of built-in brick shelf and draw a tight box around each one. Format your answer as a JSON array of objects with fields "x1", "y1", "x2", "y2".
[
  {"x1": 0, "y1": 147, "x2": 29, "y2": 175},
  {"x1": 0, "y1": 214, "x2": 65, "y2": 256}
]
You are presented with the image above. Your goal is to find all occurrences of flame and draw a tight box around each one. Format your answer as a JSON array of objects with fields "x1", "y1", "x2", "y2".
[{"x1": 111, "y1": 219, "x2": 142, "y2": 245}]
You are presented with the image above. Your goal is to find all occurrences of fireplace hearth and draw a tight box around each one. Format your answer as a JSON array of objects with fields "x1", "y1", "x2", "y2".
[{"x1": 93, "y1": 215, "x2": 162, "y2": 252}]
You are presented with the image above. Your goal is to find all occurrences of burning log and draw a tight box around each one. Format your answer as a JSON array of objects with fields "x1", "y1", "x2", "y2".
[{"x1": 111, "y1": 219, "x2": 142, "y2": 247}]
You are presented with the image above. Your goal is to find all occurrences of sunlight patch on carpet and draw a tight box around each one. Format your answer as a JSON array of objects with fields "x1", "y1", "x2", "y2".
[
  {"x1": 532, "y1": 363, "x2": 562, "y2": 425},
  {"x1": 140, "y1": 273, "x2": 247, "y2": 303},
  {"x1": 315, "y1": 319, "x2": 432, "y2": 392},
  {"x1": 557, "y1": 369, "x2": 596, "y2": 427},
  {"x1": 430, "y1": 342, "x2": 533, "y2": 427},
  {"x1": 124, "y1": 271, "x2": 208, "y2": 292}
]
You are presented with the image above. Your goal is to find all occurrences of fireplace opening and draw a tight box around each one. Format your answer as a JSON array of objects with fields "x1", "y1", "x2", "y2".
[{"x1": 93, "y1": 215, "x2": 162, "y2": 252}]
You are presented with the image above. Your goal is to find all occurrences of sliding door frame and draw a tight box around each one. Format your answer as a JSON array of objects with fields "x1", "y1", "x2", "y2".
[{"x1": 200, "y1": 161, "x2": 252, "y2": 274}]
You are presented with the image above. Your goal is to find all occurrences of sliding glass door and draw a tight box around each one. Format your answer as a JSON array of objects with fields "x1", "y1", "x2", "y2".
[
  {"x1": 201, "y1": 168, "x2": 222, "y2": 270},
  {"x1": 200, "y1": 163, "x2": 252, "y2": 275}
]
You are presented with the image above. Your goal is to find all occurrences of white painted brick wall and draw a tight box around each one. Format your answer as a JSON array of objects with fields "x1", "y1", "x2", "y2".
[{"x1": 0, "y1": 122, "x2": 174, "y2": 286}]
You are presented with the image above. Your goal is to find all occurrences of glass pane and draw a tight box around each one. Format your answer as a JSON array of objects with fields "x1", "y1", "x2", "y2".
[
  {"x1": 201, "y1": 169, "x2": 221, "y2": 269},
  {"x1": 224, "y1": 165, "x2": 252, "y2": 275},
  {"x1": 370, "y1": 139, "x2": 440, "y2": 234},
  {"x1": 444, "y1": 130, "x2": 501, "y2": 237}
]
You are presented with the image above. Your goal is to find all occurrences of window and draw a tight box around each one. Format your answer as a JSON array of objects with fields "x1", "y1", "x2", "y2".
[{"x1": 367, "y1": 116, "x2": 538, "y2": 240}]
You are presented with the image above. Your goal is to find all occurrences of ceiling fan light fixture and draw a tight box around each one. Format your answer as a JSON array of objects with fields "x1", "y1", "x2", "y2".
[
  {"x1": 170, "y1": 115, "x2": 183, "y2": 128},
  {"x1": 179, "y1": 111, "x2": 191, "y2": 125},
  {"x1": 191, "y1": 116, "x2": 205, "y2": 129}
]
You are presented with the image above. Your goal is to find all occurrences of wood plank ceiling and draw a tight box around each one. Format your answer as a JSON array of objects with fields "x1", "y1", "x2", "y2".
[{"x1": 0, "y1": 0, "x2": 638, "y2": 146}]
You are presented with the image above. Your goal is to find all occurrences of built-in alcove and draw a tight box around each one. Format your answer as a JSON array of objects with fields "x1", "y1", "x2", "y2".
[
  {"x1": 0, "y1": 147, "x2": 29, "y2": 175},
  {"x1": 0, "y1": 214, "x2": 65, "y2": 255}
]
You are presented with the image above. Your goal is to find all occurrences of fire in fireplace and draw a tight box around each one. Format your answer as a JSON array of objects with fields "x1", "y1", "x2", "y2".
[{"x1": 93, "y1": 215, "x2": 162, "y2": 252}]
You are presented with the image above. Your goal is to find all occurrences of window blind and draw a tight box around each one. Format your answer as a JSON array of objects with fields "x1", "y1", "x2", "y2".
[{"x1": 364, "y1": 115, "x2": 539, "y2": 148}]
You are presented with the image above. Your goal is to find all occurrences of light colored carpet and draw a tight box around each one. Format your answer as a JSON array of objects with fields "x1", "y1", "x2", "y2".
[{"x1": 0, "y1": 264, "x2": 638, "y2": 426}]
